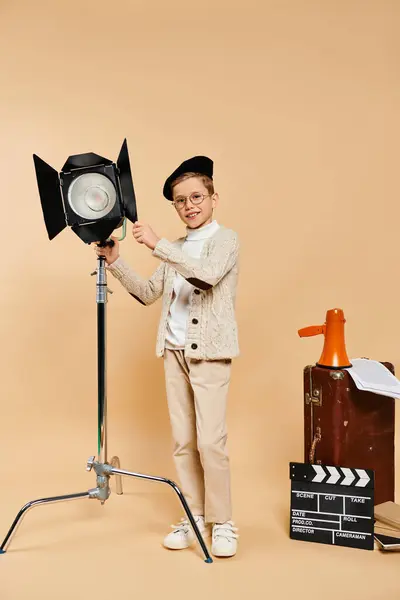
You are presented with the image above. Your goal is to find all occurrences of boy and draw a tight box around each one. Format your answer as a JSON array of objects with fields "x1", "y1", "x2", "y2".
[{"x1": 95, "y1": 156, "x2": 240, "y2": 557}]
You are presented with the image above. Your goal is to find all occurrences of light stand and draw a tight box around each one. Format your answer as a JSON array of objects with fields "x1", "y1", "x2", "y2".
[{"x1": 0, "y1": 255, "x2": 213, "y2": 563}]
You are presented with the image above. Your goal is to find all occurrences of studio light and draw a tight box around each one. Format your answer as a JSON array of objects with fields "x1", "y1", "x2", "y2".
[{"x1": 33, "y1": 138, "x2": 137, "y2": 244}]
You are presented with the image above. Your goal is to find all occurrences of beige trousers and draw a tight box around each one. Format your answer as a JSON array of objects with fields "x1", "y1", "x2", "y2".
[{"x1": 163, "y1": 349, "x2": 232, "y2": 524}]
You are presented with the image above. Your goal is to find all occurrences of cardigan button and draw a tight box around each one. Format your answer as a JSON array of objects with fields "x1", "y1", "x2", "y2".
[
  {"x1": 191, "y1": 343, "x2": 198, "y2": 350},
  {"x1": 192, "y1": 318, "x2": 198, "y2": 324},
  {"x1": 194, "y1": 289, "x2": 200, "y2": 295}
]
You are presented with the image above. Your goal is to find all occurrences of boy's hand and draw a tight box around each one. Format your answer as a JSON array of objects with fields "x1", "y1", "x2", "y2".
[
  {"x1": 132, "y1": 222, "x2": 160, "y2": 250},
  {"x1": 92, "y1": 236, "x2": 120, "y2": 264}
]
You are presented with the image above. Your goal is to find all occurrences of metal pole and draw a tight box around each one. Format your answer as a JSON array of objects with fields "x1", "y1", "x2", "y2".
[
  {"x1": 96, "y1": 255, "x2": 108, "y2": 464},
  {"x1": 110, "y1": 456, "x2": 123, "y2": 495}
]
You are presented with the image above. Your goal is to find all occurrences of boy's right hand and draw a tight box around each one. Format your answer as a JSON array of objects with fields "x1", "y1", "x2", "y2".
[{"x1": 93, "y1": 236, "x2": 120, "y2": 265}]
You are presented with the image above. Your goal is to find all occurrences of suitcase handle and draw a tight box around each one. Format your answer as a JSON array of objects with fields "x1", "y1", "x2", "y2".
[{"x1": 309, "y1": 427, "x2": 321, "y2": 463}]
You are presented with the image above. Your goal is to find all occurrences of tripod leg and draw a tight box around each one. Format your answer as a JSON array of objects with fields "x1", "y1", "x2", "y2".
[
  {"x1": 110, "y1": 467, "x2": 213, "y2": 563},
  {"x1": 0, "y1": 492, "x2": 90, "y2": 554},
  {"x1": 110, "y1": 457, "x2": 123, "y2": 495}
]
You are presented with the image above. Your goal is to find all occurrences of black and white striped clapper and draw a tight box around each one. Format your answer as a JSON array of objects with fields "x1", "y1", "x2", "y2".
[{"x1": 289, "y1": 462, "x2": 374, "y2": 551}]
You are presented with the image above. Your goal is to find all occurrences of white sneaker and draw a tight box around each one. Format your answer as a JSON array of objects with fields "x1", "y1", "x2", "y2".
[
  {"x1": 212, "y1": 521, "x2": 239, "y2": 557},
  {"x1": 163, "y1": 515, "x2": 210, "y2": 550}
]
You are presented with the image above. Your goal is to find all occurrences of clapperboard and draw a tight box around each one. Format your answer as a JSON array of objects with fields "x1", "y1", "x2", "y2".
[{"x1": 289, "y1": 462, "x2": 374, "y2": 550}]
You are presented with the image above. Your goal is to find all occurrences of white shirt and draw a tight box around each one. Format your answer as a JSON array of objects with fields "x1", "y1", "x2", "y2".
[{"x1": 165, "y1": 220, "x2": 220, "y2": 350}]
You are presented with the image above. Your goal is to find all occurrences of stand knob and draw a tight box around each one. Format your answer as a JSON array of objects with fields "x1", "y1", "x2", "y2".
[{"x1": 86, "y1": 456, "x2": 96, "y2": 471}]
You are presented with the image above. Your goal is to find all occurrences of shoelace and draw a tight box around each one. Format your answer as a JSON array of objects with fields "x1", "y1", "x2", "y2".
[
  {"x1": 170, "y1": 516, "x2": 203, "y2": 534},
  {"x1": 212, "y1": 521, "x2": 239, "y2": 541}
]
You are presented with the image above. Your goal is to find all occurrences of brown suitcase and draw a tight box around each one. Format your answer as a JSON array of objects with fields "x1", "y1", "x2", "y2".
[{"x1": 303, "y1": 362, "x2": 395, "y2": 506}]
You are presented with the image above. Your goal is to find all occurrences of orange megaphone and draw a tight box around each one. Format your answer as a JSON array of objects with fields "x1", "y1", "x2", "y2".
[{"x1": 298, "y1": 308, "x2": 352, "y2": 369}]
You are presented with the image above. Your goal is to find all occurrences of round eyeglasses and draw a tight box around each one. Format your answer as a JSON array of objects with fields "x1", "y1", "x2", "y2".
[{"x1": 172, "y1": 192, "x2": 211, "y2": 210}]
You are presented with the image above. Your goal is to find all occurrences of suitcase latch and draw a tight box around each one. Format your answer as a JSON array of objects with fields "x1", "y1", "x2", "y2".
[{"x1": 305, "y1": 388, "x2": 322, "y2": 406}]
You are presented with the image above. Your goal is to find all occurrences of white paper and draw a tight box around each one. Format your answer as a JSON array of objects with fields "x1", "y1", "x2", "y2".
[
  {"x1": 347, "y1": 358, "x2": 400, "y2": 399},
  {"x1": 349, "y1": 371, "x2": 400, "y2": 399}
]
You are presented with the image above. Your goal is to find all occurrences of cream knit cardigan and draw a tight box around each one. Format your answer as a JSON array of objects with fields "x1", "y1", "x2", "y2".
[{"x1": 106, "y1": 225, "x2": 240, "y2": 360}]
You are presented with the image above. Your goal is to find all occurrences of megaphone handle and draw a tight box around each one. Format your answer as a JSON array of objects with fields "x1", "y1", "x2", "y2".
[{"x1": 298, "y1": 325, "x2": 325, "y2": 337}]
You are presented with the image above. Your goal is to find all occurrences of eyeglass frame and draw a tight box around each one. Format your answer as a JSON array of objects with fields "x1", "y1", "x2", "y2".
[{"x1": 172, "y1": 192, "x2": 213, "y2": 210}]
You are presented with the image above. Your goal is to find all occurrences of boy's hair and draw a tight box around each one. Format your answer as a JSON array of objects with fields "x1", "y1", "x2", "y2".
[{"x1": 170, "y1": 172, "x2": 214, "y2": 197}]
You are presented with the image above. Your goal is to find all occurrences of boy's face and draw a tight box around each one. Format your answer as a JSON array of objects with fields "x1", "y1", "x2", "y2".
[{"x1": 172, "y1": 176, "x2": 218, "y2": 229}]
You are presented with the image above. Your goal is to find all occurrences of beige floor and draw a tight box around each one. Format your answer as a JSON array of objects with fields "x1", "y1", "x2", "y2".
[{"x1": 2, "y1": 463, "x2": 399, "y2": 600}]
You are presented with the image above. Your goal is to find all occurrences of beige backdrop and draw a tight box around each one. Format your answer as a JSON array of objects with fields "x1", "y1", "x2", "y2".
[{"x1": 1, "y1": 0, "x2": 400, "y2": 598}]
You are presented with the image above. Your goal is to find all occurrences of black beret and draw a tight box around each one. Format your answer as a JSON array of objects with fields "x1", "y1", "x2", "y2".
[{"x1": 163, "y1": 155, "x2": 213, "y2": 200}]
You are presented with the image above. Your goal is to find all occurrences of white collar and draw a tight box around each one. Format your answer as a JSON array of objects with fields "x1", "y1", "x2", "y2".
[{"x1": 186, "y1": 220, "x2": 220, "y2": 241}]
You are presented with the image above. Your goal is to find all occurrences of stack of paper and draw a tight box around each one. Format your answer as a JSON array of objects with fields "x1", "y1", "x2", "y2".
[{"x1": 347, "y1": 358, "x2": 400, "y2": 399}]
